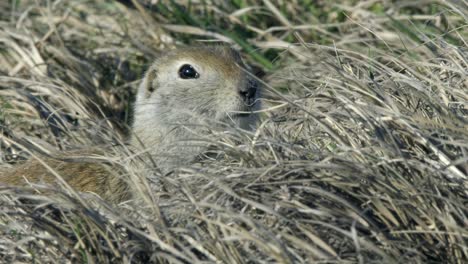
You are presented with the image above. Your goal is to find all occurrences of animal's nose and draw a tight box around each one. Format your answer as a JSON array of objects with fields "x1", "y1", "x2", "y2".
[
  {"x1": 239, "y1": 87, "x2": 256, "y2": 100},
  {"x1": 239, "y1": 79, "x2": 258, "y2": 103}
]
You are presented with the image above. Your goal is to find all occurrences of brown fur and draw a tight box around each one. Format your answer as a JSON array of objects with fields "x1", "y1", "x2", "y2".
[{"x1": 0, "y1": 153, "x2": 130, "y2": 203}]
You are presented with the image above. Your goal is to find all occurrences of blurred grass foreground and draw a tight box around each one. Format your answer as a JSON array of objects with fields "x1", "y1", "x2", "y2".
[{"x1": 0, "y1": 0, "x2": 467, "y2": 263}]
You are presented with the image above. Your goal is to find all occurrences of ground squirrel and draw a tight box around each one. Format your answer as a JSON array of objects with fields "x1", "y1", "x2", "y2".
[{"x1": 0, "y1": 46, "x2": 260, "y2": 203}]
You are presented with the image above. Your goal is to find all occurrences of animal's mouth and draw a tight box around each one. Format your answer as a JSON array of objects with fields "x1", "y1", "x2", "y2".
[
  {"x1": 232, "y1": 93, "x2": 260, "y2": 118},
  {"x1": 228, "y1": 107, "x2": 256, "y2": 119},
  {"x1": 228, "y1": 107, "x2": 258, "y2": 130},
  {"x1": 230, "y1": 111, "x2": 253, "y2": 118}
]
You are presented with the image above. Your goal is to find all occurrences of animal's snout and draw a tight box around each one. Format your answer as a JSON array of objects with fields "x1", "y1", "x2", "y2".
[
  {"x1": 239, "y1": 87, "x2": 256, "y2": 100},
  {"x1": 239, "y1": 79, "x2": 258, "y2": 105}
]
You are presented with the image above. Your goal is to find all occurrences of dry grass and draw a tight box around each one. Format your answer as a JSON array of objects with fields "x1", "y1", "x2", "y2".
[{"x1": 1, "y1": 0, "x2": 467, "y2": 263}]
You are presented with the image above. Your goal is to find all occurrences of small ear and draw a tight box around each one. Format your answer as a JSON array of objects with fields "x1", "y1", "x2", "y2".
[{"x1": 143, "y1": 68, "x2": 157, "y2": 98}]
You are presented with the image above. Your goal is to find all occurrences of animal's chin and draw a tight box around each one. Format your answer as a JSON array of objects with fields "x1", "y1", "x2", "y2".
[
  {"x1": 226, "y1": 108, "x2": 255, "y2": 126},
  {"x1": 228, "y1": 113, "x2": 251, "y2": 120},
  {"x1": 229, "y1": 106, "x2": 255, "y2": 117},
  {"x1": 217, "y1": 101, "x2": 258, "y2": 124}
]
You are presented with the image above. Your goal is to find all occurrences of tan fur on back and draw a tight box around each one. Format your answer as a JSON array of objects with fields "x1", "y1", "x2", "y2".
[{"x1": 0, "y1": 152, "x2": 130, "y2": 203}]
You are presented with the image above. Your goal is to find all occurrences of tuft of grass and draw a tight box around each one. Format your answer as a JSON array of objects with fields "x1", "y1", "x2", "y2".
[{"x1": 1, "y1": 0, "x2": 467, "y2": 263}]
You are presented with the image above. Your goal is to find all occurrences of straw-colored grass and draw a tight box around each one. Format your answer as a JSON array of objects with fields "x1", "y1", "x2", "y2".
[{"x1": 1, "y1": 0, "x2": 467, "y2": 263}]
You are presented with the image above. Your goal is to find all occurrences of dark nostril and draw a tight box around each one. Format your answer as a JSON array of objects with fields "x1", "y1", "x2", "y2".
[
  {"x1": 239, "y1": 90, "x2": 248, "y2": 98},
  {"x1": 247, "y1": 87, "x2": 256, "y2": 98},
  {"x1": 239, "y1": 87, "x2": 256, "y2": 100},
  {"x1": 239, "y1": 79, "x2": 258, "y2": 100}
]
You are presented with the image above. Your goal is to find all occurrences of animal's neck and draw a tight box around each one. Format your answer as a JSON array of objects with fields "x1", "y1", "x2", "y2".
[{"x1": 131, "y1": 103, "x2": 211, "y2": 172}]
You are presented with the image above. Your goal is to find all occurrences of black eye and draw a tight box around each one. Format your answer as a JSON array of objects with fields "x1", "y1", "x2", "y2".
[{"x1": 178, "y1": 64, "x2": 199, "y2": 79}]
